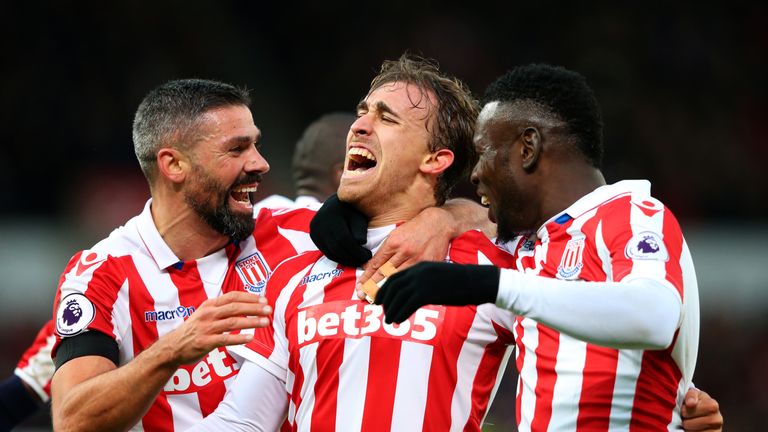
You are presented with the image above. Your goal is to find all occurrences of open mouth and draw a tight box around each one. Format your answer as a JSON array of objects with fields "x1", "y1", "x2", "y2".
[
  {"x1": 345, "y1": 147, "x2": 377, "y2": 177},
  {"x1": 230, "y1": 184, "x2": 258, "y2": 207},
  {"x1": 480, "y1": 195, "x2": 490, "y2": 207}
]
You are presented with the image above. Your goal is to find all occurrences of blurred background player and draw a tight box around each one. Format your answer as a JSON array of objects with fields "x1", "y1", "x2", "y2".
[
  {"x1": 255, "y1": 112, "x2": 355, "y2": 210},
  {"x1": 0, "y1": 321, "x2": 54, "y2": 431}
]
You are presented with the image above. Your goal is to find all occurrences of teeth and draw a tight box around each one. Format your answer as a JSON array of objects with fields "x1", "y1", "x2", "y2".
[
  {"x1": 347, "y1": 147, "x2": 376, "y2": 161},
  {"x1": 234, "y1": 185, "x2": 258, "y2": 192},
  {"x1": 344, "y1": 169, "x2": 366, "y2": 177},
  {"x1": 481, "y1": 196, "x2": 490, "y2": 206}
]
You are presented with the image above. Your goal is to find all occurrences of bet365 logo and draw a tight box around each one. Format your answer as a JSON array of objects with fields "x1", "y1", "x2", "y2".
[{"x1": 294, "y1": 300, "x2": 445, "y2": 347}]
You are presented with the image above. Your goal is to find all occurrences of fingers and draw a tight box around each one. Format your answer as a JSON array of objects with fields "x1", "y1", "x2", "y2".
[{"x1": 210, "y1": 316, "x2": 271, "y2": 334}]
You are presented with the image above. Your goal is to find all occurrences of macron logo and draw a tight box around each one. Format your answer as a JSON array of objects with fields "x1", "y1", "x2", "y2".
[{"x1": 145, "y1": 305, "x2": 196, "y2": 322}]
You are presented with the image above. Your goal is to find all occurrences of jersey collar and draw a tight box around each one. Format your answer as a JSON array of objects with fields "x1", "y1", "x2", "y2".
[
  {"x1": 537, "y1": 180, "x2": 651, "y2": 236},
  {"x1": 136, "y1": 199, "x2": 183, "y2": 270}
]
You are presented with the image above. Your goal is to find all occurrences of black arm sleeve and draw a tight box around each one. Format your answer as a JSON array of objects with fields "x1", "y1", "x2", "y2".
[{"x1": 53, "y1": 331, "x2": 119, "y2": 370}]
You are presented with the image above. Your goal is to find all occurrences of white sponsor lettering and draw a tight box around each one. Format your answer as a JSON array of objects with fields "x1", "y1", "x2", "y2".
[
  {"x1": 163, "y1": 348, "x2": 237, "y2": 393},
  {"x1": 297, "y1": 302, "x2": 441, "y2": 346}
]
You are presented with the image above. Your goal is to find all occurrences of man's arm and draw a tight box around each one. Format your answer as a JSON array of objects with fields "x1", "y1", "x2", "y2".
[
  {"x1": 186, "y1": 360, "x2": 288, "y2": 432},
  {"x1": 376, "y1": 263, "x2": 681, "y2": 350},
  {"x1": 52, "y1": 292, "x2": 271, "y2": 432},
  {"x1": 357, "y1": 198, "x2": 493, "y2": 293}
]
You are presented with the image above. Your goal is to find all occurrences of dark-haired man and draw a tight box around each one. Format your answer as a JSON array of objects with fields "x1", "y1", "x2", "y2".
[
  {"x1": 48, "y1": 79, "x2": 307, "y2": 432},
  {"x1": 377, "y1": 64, "x2": 709, "y2": 430}
]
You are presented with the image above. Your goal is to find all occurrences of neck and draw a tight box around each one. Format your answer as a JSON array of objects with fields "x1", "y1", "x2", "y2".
[
  {"x1": 150, "y1": 194, "x2": 230, "y2": 262},
  {"x1": 367, "y1": 189, "x2": 436, "y2": 228},
  {"x1": 534, "y1": 163, "x2": 606, "y2": 229}
]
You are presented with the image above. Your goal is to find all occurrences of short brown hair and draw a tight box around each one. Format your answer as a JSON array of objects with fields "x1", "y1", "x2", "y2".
[{"x1": 369, "y1": 54, "x2": 479, "y2": 205}]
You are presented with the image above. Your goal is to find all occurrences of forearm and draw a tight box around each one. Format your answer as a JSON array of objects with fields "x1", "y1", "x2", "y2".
[
  {"x1": 496, "y1": 270, "x2": 682, "y2": 349},
  {"x1": 187, "y1": 360, "x2": 288, "y2": 432},
  {"x1": 53, "y1": 345, "x2": 179, "y2": 432},
  {"x1": 442, "y1": 198, "x2": 496, "y2": 238}
]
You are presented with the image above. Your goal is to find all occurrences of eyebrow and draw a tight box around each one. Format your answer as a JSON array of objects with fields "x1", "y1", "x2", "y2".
[
  {"x1": 357, "y1": 100, "x2": 402, "y2": 120},
  {"x1": 225, "y1": 134, "x2": 260, "y2": 146}
]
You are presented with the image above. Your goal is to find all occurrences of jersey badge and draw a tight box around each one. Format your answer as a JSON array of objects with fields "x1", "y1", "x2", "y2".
[
  {"x1": 625, "y1": 231, "x2": 669, "y2": 261},
  {"x1": 55, "y1": 293, "x2": 96, "y2": 337},
  {"x1": 557, "y1": 237, "x2": 585, "y2": 279},
  {"x1": 235, "y1": 252, "x2": 271, "y2": 294}
]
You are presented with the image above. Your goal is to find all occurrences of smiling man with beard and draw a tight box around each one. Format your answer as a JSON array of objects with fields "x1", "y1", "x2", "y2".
[{"x1": 48, "y1": 79, "x2": 287, "y2": 432}]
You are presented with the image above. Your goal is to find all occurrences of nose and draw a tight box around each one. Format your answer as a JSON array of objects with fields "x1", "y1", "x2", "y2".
[
  {"x1": 350, "y1": 113, "x2": 372, "y2": 138},
  {"x1": 245, "y1": 146, "x2": 270, "y2": 175},
  {"x1": 470, "y1": 161, "x2": 481, "y2": 185}
]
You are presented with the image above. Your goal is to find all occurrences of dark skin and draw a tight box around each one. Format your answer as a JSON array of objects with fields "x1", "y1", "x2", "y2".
[
  {"x1": 380, "y1": 100, "x2": 723, "y2": 431},
  {"x1": 471, "y1": 100, "x2": 606, "y2": 239}
]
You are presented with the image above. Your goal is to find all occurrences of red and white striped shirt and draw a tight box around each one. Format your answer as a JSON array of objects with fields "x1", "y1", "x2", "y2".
[
  {"x1": 502, "y1": 180, "x2": 699, "y2": 431},
  {"x1": 51, "y1": 200, "x2": 317, "y2": 431},
  {"x1": 15, "y1": 319, "x2": 56, "y2": 402},
  {"x1": 231, "y1": 226, "x2": 518, "y2": 431}
]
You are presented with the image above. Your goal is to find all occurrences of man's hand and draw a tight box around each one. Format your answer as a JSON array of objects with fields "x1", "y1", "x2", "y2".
[
  {"x1": 682, "y1": 388, "x2": 723, "y2": 432},
  {"x1": 375, "y1": 262, "x2": 499, "y2": 323},
  {"x1": 159, "y1": 291, "x2": 272, "y2": 365},
  {"x1": 356, "y1": 207, "x2": 456, "y2": 300},
  {"x1": 310, "y1": 194, "x2": 371, "y2": 267}
]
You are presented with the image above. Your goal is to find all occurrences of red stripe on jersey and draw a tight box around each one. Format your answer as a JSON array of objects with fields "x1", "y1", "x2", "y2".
[
  {"x1": 423, "y1": 307, "x2": 477, "y2": 430},
  {"x1": 530, "y1": 324, "x2": 560, "y2": 432},
  {"x1": 514, "y1": 317, "x2": 525, "y2": 428},
  {"x1": 630, "y1": 337, "x2": 682, "y2": 430},
  {"x1": 310, "y1": 264, "x2": 350, "y2": 432},
  {"x1": 253, "y1": 207, "x2": 315, "y2": 269},
  {"x1": 576, "y1": 345, "x2": 619, "y2": 430},
  {"x1": 168, "y1": 261, "x2": 226, "y2": 417},
  {"x1": 662, "y1": 209, "x2": 685, "y2": 299},
  {"x1": 78, "y1": 257, "x2": 123, "y2": 341},
  {"x1": 122, "y1": 257, "x2": 174, "y2": 431},
  {"x1": 465, "y1": 322, "x2": 515, "y2": 429},
  {"x1": 361, "y1": 338, "x2": 402, "y2": 432},
  {"x1": 598, "y1": 197, "x2": 635, "y2": 282},
  {"x1": 17, "y1": 320, "x2": 54, "y2": 369}
]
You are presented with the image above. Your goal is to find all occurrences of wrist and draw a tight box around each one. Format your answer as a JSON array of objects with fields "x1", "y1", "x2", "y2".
[{"x1": 424, "y1": 206, "x2": 459, "y2": 237}]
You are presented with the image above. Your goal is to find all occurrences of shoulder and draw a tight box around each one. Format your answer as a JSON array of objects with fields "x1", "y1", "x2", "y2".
[{"x1": 449, "y1": 230, "x2": 515, "y2": 267}]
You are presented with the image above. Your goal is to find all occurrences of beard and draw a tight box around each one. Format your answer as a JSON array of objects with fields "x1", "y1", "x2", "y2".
[{"x1": 184, "y1": 164, "x2": 260, "y2": 242}]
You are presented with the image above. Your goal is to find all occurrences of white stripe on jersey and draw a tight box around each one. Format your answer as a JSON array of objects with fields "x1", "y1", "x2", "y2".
[
  {"x1": 169, "y1": 393, "x2": 203, "y2": 430},
  {"x1": 608, "y1": 348, "x2": 642, "y2": 431},
  {"x1": 114, "y1": 279, "x2": 133, "y2": 364},
  {"x1": 278, "y1": 226, "x2": 316, "y2": 254},
  {"x1": 548, "y1": 333, "x2": 587, "y2": 431},
  {"x1": 296, "y1": 343, "x2": 319, "y2": 431},
  {"x1": 391, "y1": 342, "x2": 433, "y2": 431},
  {"x1": 516, "y1": 318, "x2": 540, "y2": 432},
  {"x1": 450, "y1": 312, "x2": 491, "y2": 431},
  {"x1": 336, "y1": 337, "x2": 370, "y2": 429}
]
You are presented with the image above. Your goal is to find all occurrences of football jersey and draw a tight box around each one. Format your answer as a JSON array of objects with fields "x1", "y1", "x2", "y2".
[
  {"x1": 502, "y1": 180, "x2": 699, "y2": 431},
  {"x1": 231, "y1": 227, "x2": 518, "y2": 432},
  {"x1": 51, "y1": 200, "x2": 317, "y2": 431},
  {"x1": 14, "y1": 319, "x2": 56, "y2": 402}
]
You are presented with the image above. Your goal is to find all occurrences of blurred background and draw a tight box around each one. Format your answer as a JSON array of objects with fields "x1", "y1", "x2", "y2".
[{"x1": 1, "y1": 1, "x2": 765, "y2": 430}]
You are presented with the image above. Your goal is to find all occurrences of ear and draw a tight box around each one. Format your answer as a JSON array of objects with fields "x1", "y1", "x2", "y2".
[
  {"x1": 156, "y1": 148, "x2": 190, "y2": 184},
  {"x1": 420, "y1": 148, "x2": 454, "y2": 175},
  {"x1": 520, "y1": 127, "x2": 542, "y2": 172}
]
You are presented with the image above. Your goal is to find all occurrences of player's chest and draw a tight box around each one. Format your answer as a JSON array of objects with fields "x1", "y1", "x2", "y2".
[
  {"x1": 511, "y1": 229, "x2": 603, "y2": 281},
  {"x1": 283, "y1": 271, "x2": 483, "y2": 354}
]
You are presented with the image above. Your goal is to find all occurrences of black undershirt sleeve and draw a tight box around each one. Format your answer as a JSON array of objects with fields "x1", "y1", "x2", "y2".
[{"x1": 53, "y1": 331, "x2": 119, "y2": 370}]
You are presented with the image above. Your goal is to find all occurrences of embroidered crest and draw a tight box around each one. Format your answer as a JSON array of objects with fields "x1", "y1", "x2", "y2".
[
  {"x1": 235, "y1": 252, "x2": 271, "y2": 294},
  {"x1": 557, "y1": 237, "x2": 585, "y2": 279},
  {"x1": 55, "y1": 293, "x2": 96, "y2": 337},
  {"x1": 625, "y1": 231, "x2": 669, "y2": 261}
]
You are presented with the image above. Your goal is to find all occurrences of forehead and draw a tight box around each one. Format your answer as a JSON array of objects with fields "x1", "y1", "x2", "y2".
[
  {"x1": 197, "y1": 105, "x2": 260, "y2": 141},
  {"x1": 364, "y1": 81, "x2": 435, "y2": 120},
  {"x1": 475, "y1": 101, "x2": 519, "y2": 146}
]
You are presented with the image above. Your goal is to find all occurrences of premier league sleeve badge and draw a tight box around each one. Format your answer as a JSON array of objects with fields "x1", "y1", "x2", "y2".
[{"x1": 55, "y1": 293, "x2": 97, "y2": 337}]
